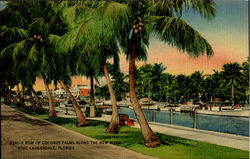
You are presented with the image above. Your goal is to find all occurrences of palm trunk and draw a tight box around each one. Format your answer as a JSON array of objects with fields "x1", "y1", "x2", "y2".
[
  {"x1": 29, "y1": 93, "x2": 38, "y2": 112},
  {"x1": 2, "y1": 81, "x2": 7, "y2": 104},
  {"x1": 104, "y1": 63, "x2": 119, "y2": 133},
  {"x1": 90, "y1": 72, "x2": 95, "y2": 118},
  {"x1": 6, "y1": 83, "x2": 12, "y2": 105},
  {"x1": 129, "y1": 41, "x2": 160, "y2": 147},
  {"x1": 2, "y1": 82, "x2": 11, "y2": 105},
  {"x1": 42, "y1": 73, "x2": 57, "y2": 117},
  {"x1": 20, "y1": 84, "x2": 27, "y2": 108},
  {"x1": 7, "y1": 85, "x2": 12, "y2": 104},
  {"x1": 232, "y1": 84, "x2": 234, "y2": 106},
  {"x1": 59, "y1": 80, "x2": 88, "y2": 126},
  {"x1": 15, "y1": 84, "x2": 21, "y2": 106},
  {"x1": 31, "y1": 88, "x2": 45, "y2": 114}
]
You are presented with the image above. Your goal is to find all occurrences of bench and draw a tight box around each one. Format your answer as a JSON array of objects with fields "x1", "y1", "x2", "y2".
[{"x1": 119, "y1": 114, "x2": 135, "y2": 126}]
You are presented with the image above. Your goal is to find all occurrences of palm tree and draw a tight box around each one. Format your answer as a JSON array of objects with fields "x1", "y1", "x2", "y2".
[
  {"x1": 31, "y1": 87, "x2": 45, "y2": 114},
  {"x1": 59, "y1": 80, "x2": 88, "y2": 126},
  {"x1": 190, "y1": 71, "x2": 204, "y2": 102},
  {"x1": 136, "y1": 63, "x2": 167, "y2": 101},
  {"x1": 56, "y1": 3, "x2": 122, "y2": 132},
  {"x1": 102, "y1": 0, "x2": 215, "y2": 147},
  {"x1": 0, "y1": 1, "x2": 67, "y2": 117},
  {"x1": 221, "y1": 62, "x2": 243, "y2": 106},
  {"x1": 54, "y1": 3, "x2": 98, "y2": 118},
  {"x1": 241, "y1": 59, "x2": 249, "y2": 104},
  {"x1": 202, "y1": 70, "x2": 223, "y2": 102},
  {"x1": 50, "y1": 32, "x2": 88, "y2": 125},
  {"x1": 112, "y1": 71, "x2": 129, "y2": 101}
]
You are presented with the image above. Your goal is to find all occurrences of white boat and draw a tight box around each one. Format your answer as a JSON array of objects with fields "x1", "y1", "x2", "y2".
[
  {"x1": 160, "y1": 106, "x2": 181, "y2": 112},
  {"x1": 180, "y1": 104, "x2": 200, "y2": 112},
  {"x1": 95, "y1": 101, "x2": 104, "y2": 106},
  {"x1": 129, "y1": 98, "x2": 158, "y2": 110}
]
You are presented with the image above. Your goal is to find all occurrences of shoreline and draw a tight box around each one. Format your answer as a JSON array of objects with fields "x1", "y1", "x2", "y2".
[{"x1": 196, "y1": 109, "x2": 249, "y2": 118}]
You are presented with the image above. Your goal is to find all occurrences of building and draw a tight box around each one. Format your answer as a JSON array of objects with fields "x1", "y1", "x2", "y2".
[
  {"x1": 80, "y1": 88, "x2": 91, "y2": 97},
  {"x1": 41, "y1": 84, "x2": 91, "y2": 99},
  {"x1": 71, "y1": 84, "x2": 91, "y2": 97},
  {"x1": 41, "y1": 91, "x2": 47, "y2": 97}
]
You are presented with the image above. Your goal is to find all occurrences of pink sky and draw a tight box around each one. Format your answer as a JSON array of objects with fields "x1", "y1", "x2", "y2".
[{"x1": 33, "y1": 0, "x2": 248, "y2": 91}]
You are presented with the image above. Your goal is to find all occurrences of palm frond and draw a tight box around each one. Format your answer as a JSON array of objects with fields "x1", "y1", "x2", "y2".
[
  {"x1": 28, "y1": 17, "x2": 49, "y2": 37},
  {"x1": 12, "y1": 38, "x2": 35, "y2": 61},
  {"x1": 150, "y1": 16, "x2": 213, "y2": 57},
  {"x1": 148, "y1": 0, "x2": 216, "y2": 20},
  {"x1": 0, "y1": 27, "x2": 29, "y2": 48}
]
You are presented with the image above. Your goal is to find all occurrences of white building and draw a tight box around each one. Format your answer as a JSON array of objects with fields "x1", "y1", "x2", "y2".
[
  {"x1": 42, "y1": 84, "x2": 91, "y2": 99},
  {"x1": 41, "y1": 91, "x2": 47, "y2": 97},
  {"x1": 53, "y1": 89, "x2": 66, "y2": 98}
]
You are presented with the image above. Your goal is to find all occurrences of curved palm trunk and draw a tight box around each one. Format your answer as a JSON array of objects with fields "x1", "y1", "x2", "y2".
[
  {"x1": 129, "y1": 42, "x2": 160, "y2": 147},
  {"x1": 15, "y1": 84, "x2": 22, "y2": 106},
  {"x1": 31, "y1": 88, "x2": 45, "y2": 114},
  {"x1": 2, "y1": 82, "x2": 11, "y2": 105},
  {"x1": 29, "y1": 93, "x2": 38, "y2": 112},
  {"x1": 20, "y1": 84, "x2": 27, "y2": 109},
  {"x1": 232, "y1": 84, "x2": 234, "y2": 106},
  {"x1": 59, "y1": 80, "x2": 88, "y2": 126},
  {"x1": 42, "y1": 73, "x2": 57, "y2": 117},
  {"x1": 104, "y1": 63, "x2": 119, "y2": 133},
  {"x1": 2, "y1": 81, "x2": 7, "y2": 104},
  {"x1": 7, "y1": 85, "x2": 12, "y2": 104},
  {"x1": 90, "y1": 73, "x2": 95, "y2": 118}
]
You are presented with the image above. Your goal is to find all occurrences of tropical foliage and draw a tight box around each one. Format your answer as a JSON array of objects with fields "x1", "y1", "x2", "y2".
[
  {"x1": 2, "y1": 0, "x2": 248, "y2": 148},
  {"x1": 130, "y1": 61, "x2": 249, "y2": 105}
]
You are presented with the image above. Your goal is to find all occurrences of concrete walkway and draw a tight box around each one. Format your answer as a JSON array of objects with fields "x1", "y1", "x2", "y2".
[
  {"x1": 1, "y1": 104, "x2": 158, "y2": 159},
  {"x1": 87, "y1": 115, "x2": 250, "y2": 151}
]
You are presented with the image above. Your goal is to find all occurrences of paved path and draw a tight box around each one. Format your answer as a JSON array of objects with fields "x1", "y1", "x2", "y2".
[
  {"x1": 1, "y1": 104, "x2": 158, "y2": 159},
  {"x1": 87, "y1": 115, "x2": 250, "y2": 151}
]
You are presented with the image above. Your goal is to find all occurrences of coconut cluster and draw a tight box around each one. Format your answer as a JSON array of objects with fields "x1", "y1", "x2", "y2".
[
  {"x1": 34, "y1": 35, "x2": 44, "y2": 43},
  {"x1": 133, "y1": 17, "x2": 144, "y2": 34}
]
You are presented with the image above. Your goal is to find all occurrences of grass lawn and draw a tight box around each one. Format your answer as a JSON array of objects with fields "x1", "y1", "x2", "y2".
[{"x1": 9, "y1": 104, "x2": 249, "y2": 159}]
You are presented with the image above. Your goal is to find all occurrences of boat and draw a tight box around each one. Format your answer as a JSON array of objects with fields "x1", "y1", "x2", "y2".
[
  {"x1": 129, "y1": 98, "x2": 158, "y2": 110},
  {"x1": 180, "y1": 104, "x2": 200, "y2": 112},
  {"x1": 160, "y1": 103, "x2": 181, "y2": 112}
]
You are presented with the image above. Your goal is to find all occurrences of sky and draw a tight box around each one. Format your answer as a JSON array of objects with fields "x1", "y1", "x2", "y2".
[
  {"x1": 1, "y1": 1, "x2": 248, "y2": 90},
  {"x1": 52, "y1": 0, "x2": 249, "y2": 91},
  {"x1": 118, "y1": 0, "x2": 249, "y2": 75}
]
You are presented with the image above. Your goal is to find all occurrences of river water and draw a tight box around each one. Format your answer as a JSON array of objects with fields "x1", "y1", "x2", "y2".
[{"x1": 118, "y1": 107, "x2": 249, "y2": 136}]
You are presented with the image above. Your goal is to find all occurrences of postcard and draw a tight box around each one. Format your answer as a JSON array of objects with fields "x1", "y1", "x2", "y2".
[{"x1": 1, "y1": 0, "x2": 249, "y2": 159}]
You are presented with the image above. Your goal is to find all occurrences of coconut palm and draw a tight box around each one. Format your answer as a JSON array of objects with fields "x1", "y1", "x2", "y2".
[
  {"x1": 0, "y1": 1, "x2": 66, "y2": 117},
  {"x1": 148, "y1": 63, "x2": 166, "y2": 101},
  {"x1": 221, "y1": 62, "x2": 242, "y2": 105},
  {"x1": 31, "y1": 87, "x2": 45, "y2": 114},
  {"x1": 112, "y1": 71, "x2": 129, "y2": 101},
  {"x1": 241, "y1": 60, "x2": 249, "y2": 104},
  {"x1": 190, "y1": 71, "x2": 204, "y2": 102},
  {"x1": 55, "y1": 2, "x2": 122, "y2": 132},
  {"x1": 101, "y1": 0, "x2": 215, "y2": 147},
  {"x1": 202, "y1": 70, "x2": 224, "y2": 102},
  {"x1": 136, "y1": 63, "x2": 167, "y2": 101},
  {"x1": 168, "y1": 74, "x2": 190, "y2": 103},
  {"x1": 0, "y1": 2, "x2": 31, "y2": 107},
  {"x1": 50, "y1": 34, "x2": 88, "y2": 125},
  {"x1": 53, "y1": 2, "x2": 97, "y2": 118}
]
